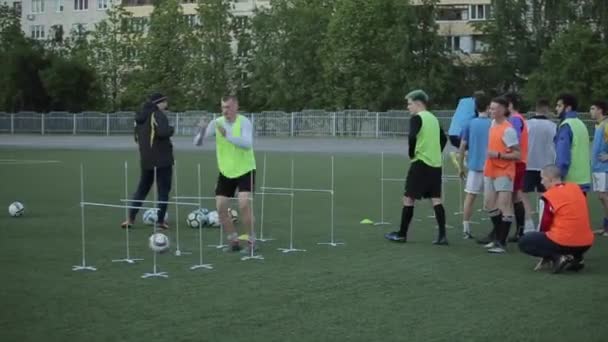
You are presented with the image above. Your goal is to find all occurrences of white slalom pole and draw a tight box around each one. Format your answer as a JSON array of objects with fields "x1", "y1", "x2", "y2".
[
  {"x1": 73, "y1": 163, "x2": 96, "y2": 271},
  {"x1": 173, "y1": 162, "x2": 190, "y2": 256},
  {"x1": 191, "y1": 164, "x2": 213, "y2": 270},
  {"x1": 112, "y1": 161, "x2": 143, "y2": 264},
  {"x1": 258, "y1": 154, "x2": 274, "y2": 242},
  {"x1": 278, "y1": 157, "x2": 305, "y2": 253},
  {"x1": 319, "y1": 155, "x2": 343, "y2": 247},
  {"x1": 142, "y1": 166, "x2": 168, "y2": 278},
  {"x1": 374, "y1": 152, "x2": 390, "y2": 226},
  {"x1": 242, "y1": 171, "x2": 264, "y2": 261},
  {"x1": 197, "y1": 163, "x2": 202, "y2": 209}
]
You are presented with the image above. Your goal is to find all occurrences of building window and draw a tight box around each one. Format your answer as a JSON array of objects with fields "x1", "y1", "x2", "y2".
[
  {"x1": 183, "y1": 14, "x2": 198, "y2": 27},
  {"x1": 234, "y1": 16, "x2": 248, "y2": 30},
  {"x1": 97, "y1": 0, "x2": 109, "y2": 9},
  {"x1": 31, "y1": 0, "x2": 45, "y2": 13},
  {"x1": 470, "y1": 4, "x2": 492, "y2": 21},
  {"x1": 74, "y1": 0, "x2": 88, "y2": 11},
  {"x1": 182, "y1": 0, "x2": 196, "y2": 3},
  {"x1": 50, "y1": 24, "x2": 63, "y2": 42},
  {"x1": 127, "y1": 17, "x2": 148, "y2": 33},
  {"x1": 445, "y1": 36, "x2": 461, "y2": 52},
  {"x1": 72, "y1": 23, "x2": 87, "y2": 34},
  {"x1": 55, "y1": 0, "x2": 63, "y2": 12},
  {"x1": 13, "y1": 1, "x2": 22, "y2": 16},
  {"x1": 30, "y1": 25, "x2": 45, "y2": 39},
  {"x1": 472, "y1": 35, "x2": 488, "y2": 53},
  {"x1": 436, "y1": 5, "x2": 468, "y2": 21}
]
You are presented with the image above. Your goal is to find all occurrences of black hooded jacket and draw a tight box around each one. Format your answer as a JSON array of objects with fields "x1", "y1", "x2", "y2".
[{"x1": 134, "y1": 102, "x2": 174, "y2": 170}]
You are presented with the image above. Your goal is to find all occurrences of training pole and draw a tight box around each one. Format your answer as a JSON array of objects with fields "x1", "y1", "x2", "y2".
[
  {"x1": 72, "y1": 163, "x2": 97, "y2": 272},
  {"x1": 278, "y1": 157, "x2": 305, "y2": 253},
  {"x1": 112, "y1": 161, "x2": 143, "y2": 264},
  {"x1": 318, "y1": 155, "x2": 344, "y2": 247},
  {"x1": 242, "y1": 172, "x2": 264, "y2": 261},
  {"x1": 142, "y1": 166, "x2": 168, "y2": 279},
  {"x1": 190, "y1": 163, "x2": 213, "y2": 270},
  {"x1": 173, "y1": 162, "x2": 191, "y2": 256},
  {"x1": 374, "y1": 152, "x2": 391, "y2": 226},
  {"x1": 257, "y1": 154, "x2": 275, "y2": 242}
]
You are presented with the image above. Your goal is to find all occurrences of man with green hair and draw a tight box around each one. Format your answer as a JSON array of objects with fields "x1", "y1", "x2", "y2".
[
  {"x1": 385, "y1": 89, "x2": 449, "y2": 245},
  {"x1": 194, "y1": 95, "x2": 256, "y2": 254}
]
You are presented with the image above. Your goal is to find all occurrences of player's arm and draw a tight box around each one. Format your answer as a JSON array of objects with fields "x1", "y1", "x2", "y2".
[
  {"x1": 225, "y1": 117, "x2": 253, "y2": 149},
  {"x1": 555, "y1": 124, "x2": 573, "y2": 177},
  {"x1": 539, "y1": 197, "x2": 554, "y2": 232},
  {"x1": 489, "y1": 127, "x2": 520, "y2": 160},
  {"x1": 458, "y1": 125, "x2": 468, "y2": 173},
  {"x1": 152, "y1": 111, "x2": 174, "y2": 138},
  {"x1": 193, "y1": 119, "x2": 216, "y2": 146},
  {"x1": 408, "y1": 115, "x2": 421, "y2": 159}
]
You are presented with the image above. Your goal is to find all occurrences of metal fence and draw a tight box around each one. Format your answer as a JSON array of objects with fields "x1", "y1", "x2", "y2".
[{"x1": 0, "y1": 110, "x2": 597, "y2": 137}]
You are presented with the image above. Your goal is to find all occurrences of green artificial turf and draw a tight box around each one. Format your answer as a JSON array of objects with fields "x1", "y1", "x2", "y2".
[{"x1": 0, "y1": 149, "x2": 607, "y2": 342}]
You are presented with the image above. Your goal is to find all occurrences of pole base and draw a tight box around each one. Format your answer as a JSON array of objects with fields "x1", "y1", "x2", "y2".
[
  {"x1": 72, "y1": 265, "x2": 97, "y2": 271},
  {"x1": 241, "y1": 255, "x2": 264, "y2": 261},
  {"x1": 453, "y1": 211, "x2": 464, "y2": 215},
  {"x1": 111, "y1": 258, "x2": 143, "y2": 264},
  {"x1": 373, "y1": 221, "x2": 391, "y2": 226},
  {"x1": 318, "y1": 242, "x2": 345, "y2": 247},
  {"x1": 174, "y1": 250, "x2": 192, "y2": 256},
  {"x1": 141, "y1": 271, "x2": 168, "y2": 278},
  {"x1": 278, "y1": 248, "x2": 306, "y2": 253},
  {"x1": 190, "y1": 264, "x2": 214, "y2": 270},
  {"x1": 208, "y1": 244, "x2": 228, "y2": 249}
]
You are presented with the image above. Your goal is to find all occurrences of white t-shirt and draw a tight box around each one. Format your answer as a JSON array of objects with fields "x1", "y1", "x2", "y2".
[
  {"x1": 193, "y1": 115, "x2": 253, "y2": 149},
  {"x1": 526, "y1": 116, "x2": 557, "y2": 171}
]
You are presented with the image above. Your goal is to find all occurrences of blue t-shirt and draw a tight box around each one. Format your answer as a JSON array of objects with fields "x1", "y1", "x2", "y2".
[
  {"x1": 448, "y1": 97, "x2": 476, "y2": 136},
  {"x1": 592, "y1": 119, "x2": 608, "y2": 173},
  {"x1": 461, "y1": 116, "x2": 491, "y2": 172}
]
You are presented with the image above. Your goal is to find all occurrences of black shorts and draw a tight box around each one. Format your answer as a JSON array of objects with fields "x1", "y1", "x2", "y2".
[
  {"x1": 449, "y1": 135, "x2": 461, "y2": 148},
  {"x1": 405, "y1": 161, "x2": 442, "y2": 199},
  {"x1": 523, "y1": 170, "x2": 546, "y2": 193},
  {"x1": 215, "y1": 171, "x2": 255, "y2": 197}
]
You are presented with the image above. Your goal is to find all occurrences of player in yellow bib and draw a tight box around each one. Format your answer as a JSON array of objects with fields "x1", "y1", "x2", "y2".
[{"x1": 194, "y1": 96, "x2": 256, "y2": 253}]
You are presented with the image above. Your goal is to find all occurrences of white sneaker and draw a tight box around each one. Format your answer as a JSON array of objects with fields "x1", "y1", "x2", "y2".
[
  {"x1": 488, "y1": 244, "x2": 506, "y2": 254},
  {"x1": 484, "y1": 241, "x2": 496, "y2": 249}
]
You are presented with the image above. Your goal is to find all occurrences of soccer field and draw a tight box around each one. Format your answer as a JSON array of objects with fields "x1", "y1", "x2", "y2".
[{"x1": 1, "y1": 148, "x2": 607, "y2": 342}]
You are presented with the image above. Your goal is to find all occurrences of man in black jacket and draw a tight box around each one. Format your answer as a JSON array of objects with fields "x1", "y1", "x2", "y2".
[{"x1": 121, "y1": 93, "x2": 174, "y2": 229}]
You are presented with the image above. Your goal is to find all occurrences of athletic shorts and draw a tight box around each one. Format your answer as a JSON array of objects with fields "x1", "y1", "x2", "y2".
[
  {"x1": 465, "y1": 170, "x2": 484, "y2": 194},
  {"x1": 484, "y1": 176, "x2": 513, "y2": 193},
  {"x1": 523, "y1": 170, "x2": 546, "y2": 193},
  {"x1": 513, "y1": 162, "x2": 526, "y2": 192},
  {"x1": 405, "y1": 161, "x2": 442, "y2": 199},
  {"x1": 449, "y1": 135, "x2": 461, "y2": 149},
  {"x1": 215, "y1": 171, "x2": 256, "y2": 197},
  {"x1": 592, "y1": 172, "x2": 608, "y2": 192}
]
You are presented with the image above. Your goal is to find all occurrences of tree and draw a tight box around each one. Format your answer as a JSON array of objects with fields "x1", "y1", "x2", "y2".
[
  {"x1": 89, "y1": 4, "x2": 143, "y2": 111},
  {"x1": 524, "y1": 24, "x2": 608, "y2": 110},
  {"x1": 185, "y1": 0, "x2": 235, "y2": 110},
  {"x1": 140, "y1": 0, "x2": 193, "y2": 110}
]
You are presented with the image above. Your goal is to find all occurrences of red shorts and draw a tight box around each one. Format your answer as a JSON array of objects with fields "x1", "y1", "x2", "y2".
[{"x1": 513, "y1": 162, "x2": 526, "y2": 192}]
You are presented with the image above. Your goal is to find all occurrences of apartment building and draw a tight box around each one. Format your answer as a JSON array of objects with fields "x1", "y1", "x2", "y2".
[
  {"x1": 20, "y1": 0, "x2": 110, "y2": 41},
  {"x1": 1, "y1": 0, "x2": 22, "y2": 16},
  {"x1": 434, "y1": 0, "x2": 492, "y2": 56}
]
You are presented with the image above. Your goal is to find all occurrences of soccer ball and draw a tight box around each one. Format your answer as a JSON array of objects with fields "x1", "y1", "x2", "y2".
[
  {"x1": 227, "y1": 208, "x2": 238, "y2": 222},
  {"x1": 142, "y1": 208, "x2": 168, "y2": 226},
  {"x1": 207, "y1": 210, "x2": 220, "y2": 227},
  {"x1": 148, "y1": 233, "x2": 170, "y2": 253},
  {"x1": 186, "y1": 211, "x2": 204, "y2": 229},
  {"x1": 8, "y1": 202, "x2": 24, "y2": 217}
]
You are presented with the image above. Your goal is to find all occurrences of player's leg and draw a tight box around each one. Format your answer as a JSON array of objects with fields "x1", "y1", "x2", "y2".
[
  {"x1": 430, "y1": 165, "x2": 448, "y2": 245},
  {"x1": 155, "y1": 165, "x2": 172, "y2": 228},
  {"x1": 463, "y1": 170, "x2": 482, "y2": 238},
  {"x1": 236, "y1": 171, "x2": 256, "y2": 252},
  {"x1": 518, "y1": 231, "x2": 562, "y2": 270},
  {"x1": 511, "y1": 163, "x2": 526, "y2": 241},
  {"x1": 488, "y1": 177, "x2": 514, "y2": 253},
  {"x1": 478, "y1": 177, "x2": 499, "y2": 244},
  {"x1": 385, "y1": 162, "x2": 419, "y2": 242},
  {"x1": 123, "y1": 167, "x2": 154, "y2": 227},
  {"x1": 215, "y1": 173, "x2": 240, "y2": 251},
  {"x1": 593, "y1": 172, "x2": 608, "y2": 236}
]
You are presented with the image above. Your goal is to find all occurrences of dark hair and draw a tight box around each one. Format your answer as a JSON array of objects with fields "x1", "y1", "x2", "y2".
[
  {"x1": 504, "y1": 92, "x2": 520, "y2": 111},
  {"x1": 222, "y1": 95, "x2": 238, "y2": 103},
  {"x1": 405, "y1": 89, "x2": 429, "y2": 105},
  {"x1": 475, "y1": 93, "x2": 490, "y2": 113},
  {"x1": 592, "y1": 100, "x2": 608, "y2": 115},
  {"x1": 536, "y1": 98, "x2": 550, "y2": 108},
  {"x1": 557, "y1": 93, "x2": 578, "y2": 111}
]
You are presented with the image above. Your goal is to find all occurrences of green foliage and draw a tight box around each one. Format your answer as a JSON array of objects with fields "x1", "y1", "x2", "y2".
[{"x1": 524, "y1": 24, "x2": 608, "y2": 110}]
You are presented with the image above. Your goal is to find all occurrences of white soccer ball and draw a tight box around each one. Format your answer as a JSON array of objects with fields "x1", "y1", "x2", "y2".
[
  {"x1": 148, "y1": 233, "x2": 170, "y2": 253},
  {"x1": 142, "y1": 209, "x2": 168, "y2": 226},
  {"x1": 8, "y1": 202, "x2": 24, "y2": 217},
  {"x1": 186, "y1": 211, "x2": 204, "y2": 229},
  {"x1": 207, "y1": 210, "x2": 220, "y2": 227},
  {"x1": 227, "y1": 208, "x2": 238, "y2": 223}
]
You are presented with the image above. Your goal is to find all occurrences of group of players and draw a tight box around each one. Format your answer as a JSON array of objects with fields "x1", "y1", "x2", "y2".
[{"x1": 385, "y1": 90, "x2": 605, "y2": 272}]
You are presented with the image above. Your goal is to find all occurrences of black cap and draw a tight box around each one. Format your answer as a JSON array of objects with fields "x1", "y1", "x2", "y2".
[{"x1": 149, "y1": 92, "x2": 167, "y2": 104}]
